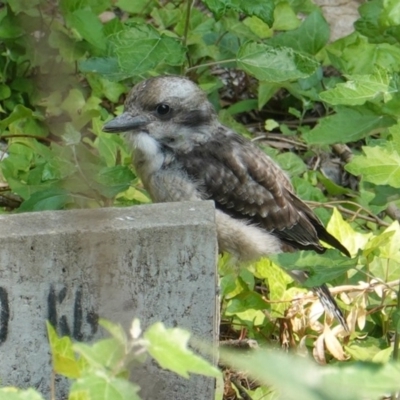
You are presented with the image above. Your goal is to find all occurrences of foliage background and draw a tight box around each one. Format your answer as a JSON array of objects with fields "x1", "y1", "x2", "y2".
[{"x1": 1, "y1": 0, "x2": 400, "y2": 399}]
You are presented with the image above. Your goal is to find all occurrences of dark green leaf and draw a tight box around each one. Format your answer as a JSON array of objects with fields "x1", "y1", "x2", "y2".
[
  {"x1": 270, "y1": 250, "x2": 358, "y2": 287},
  {"x1": 267, "y1": 11, "x2": 330, "y2": 55},
  {"x1": 18, "y1": 188, "x2": 72, "y2": 211},
  {"x1": 304, "y1": 106, "x2": 395, "y2": 145},
  {"x1": 66, "y1": 9, "x2": 106, "y2": 52}
]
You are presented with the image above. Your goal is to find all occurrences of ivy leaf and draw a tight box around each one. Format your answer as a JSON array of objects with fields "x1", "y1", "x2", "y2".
[
  {"x1": 346, "y1": 145, "x2": 400, "y2": 188},
  {"x1": 237, "y1": 42, "x2": 319, "y2": 82},
  {"x1": 144, "y1": 323, "x2": 221, "y2": 379},
  {"x1": 304, "y1": 106, "x2": 395, "y2": 145}
]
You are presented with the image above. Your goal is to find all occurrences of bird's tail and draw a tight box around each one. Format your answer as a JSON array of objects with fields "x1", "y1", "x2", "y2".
[{"x1": 313, "y1": 284, "x2": 349, "y2": 332}]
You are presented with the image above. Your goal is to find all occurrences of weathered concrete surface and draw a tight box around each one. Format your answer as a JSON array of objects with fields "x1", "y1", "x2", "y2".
[
  {"x1": 314, "y1": 0, "x2": 362, "y2": 41},
  {"x1": 0, "y1": 202, "x2": 218, "y2": 399}
]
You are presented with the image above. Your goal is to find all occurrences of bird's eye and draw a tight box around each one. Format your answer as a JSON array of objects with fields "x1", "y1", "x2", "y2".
[{"x1": 156, "y1": 104, "x2": 171, "y2": 116}]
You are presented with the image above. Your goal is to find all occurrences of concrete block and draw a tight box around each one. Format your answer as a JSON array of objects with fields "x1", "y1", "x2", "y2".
[{"x1": 0, "y1": 201, "x2": 218, "y2": 399}]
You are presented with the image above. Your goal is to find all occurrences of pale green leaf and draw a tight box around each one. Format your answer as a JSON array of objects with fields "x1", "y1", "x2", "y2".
[
  {"x1": 74, "y1": 338, "x2": 126, "y2": 372},
  {"x1": 320, "y1": 69, "x2": 397, "y2": 106},
  {"x1": 111, "y1": 24, "x2": 185, "y2": 77},
  {"x1": 254, "y1": 258, "x2": 293, "y2": 318},
  {"x1": 345, "y1": 145, "x2": 400, "y2": 188},
  {"x1": 220, "y1": 348, "x2": 400, "y2": 400},
  {"x1": 0, "y1": 388, "x2": 45, "y2": 400},
  {"x1": 144, "y1": 322, "x2": 221, "y2": 379},
  {"x1": 381, "y1": 0, "x2": 400, "y2": 26},
  {"x1": 237, "y1": 42, "x2": 319, "y2": 83},
  {"x1": 46, "y1": 322, "x2": 82, "y2": 378},
  {"x1": 326, "y1": 208, "x2": 373, "y2": 257},
  {"x1": 70, "y1": 372, "x2": 141, "y2": 400},
  {"x1": 272, "y1": 2, "x2": 300, "y2": 31}
]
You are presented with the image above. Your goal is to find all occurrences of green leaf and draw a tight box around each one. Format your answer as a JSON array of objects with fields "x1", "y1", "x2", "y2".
[
  {"x1": 304, "y1": 106, "x2": 395, "y2": 145},
  {"x1": 203, "y1": 0, "x2": 274, "y2": 26},
  {"x1": 237, "y1": 42, "x2": 319, "y2": 83},
  {"x1": 110, "y1": 24, "x2": 186, "y2": 78},
  {"x1": 268, "y1": 11, "x2": 330, "y2": 55},
  {"x1": 326, "y1": 208, "x2": 373, "y2": 257},
  {"x1": 66, "y1": 9, "x2": 106, "y2": 52},
  {"x1": 381, "y1": 0, "x2": 400, "y2": 27},
  {"x1": 144, "y1": 322, "x2": 221, "y2": 379},
  {"x1": 46, "y1": 322, "x2": 82, "y2": 379},
  {"x1": 270, "y1": 250, "x2": 357, "y2": 287},
  {"x1": 18, "y1": 188, "x2": 72, "y2": 211},
  {"x1": 115, "y1": 0, "x2": 155, "y2": 14},
  {"x1": 0, "y1": 105, "x2": 33, "y2": 129},
  {"x1": 95, "y1": 165, "x2": 134, "y2": 198},
  {"x1": 236, "y1": 0, "x2": 274, "y2": 27},
  {"x1": 62, "y1": 123, "x2": 82, "y2": 146},
  {"x1": 99, "y1": 319, "x2": 128, "y2": 346},
  {"x1": 320, "y1": 68, "x2": 397, "y2": 106},
  {"x1": 220, "y1": 348, "x2": 400, "y2": 400},
  {"x1": 276, "y1": 152, "x2": 307, "y2": 176},
  {"x1": 70, "y1": 372, "x2": 141, "y2": 400},
  {"x1": 0, "y1": 84, "x2": 11, "y2": 100},
  {"x1": 254, "y1": 258, "x2": 293, "y2": 318},
  {"x1": 74, "y1": 339, "x2": 126, "y2": 372},
  {"x1": 0, "y1": 388, "x2": 45, "y2": 400},
  {"x1": 346, "y1": 145, "x2": 400, "y2": 188},
  {"x1": 272, "y1": 2, "x2": 300, "y2": 31}
]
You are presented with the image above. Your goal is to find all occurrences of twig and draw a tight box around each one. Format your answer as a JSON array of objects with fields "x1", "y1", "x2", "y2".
[
  {"x1": 231, "y1": 376, "x2": 254, "y2": 400},
  {"x1": 386, "y1": 203, "x2": 400, "y2": 222},
  {"x1": 262, "y1": 279, "x2": 400, "y2": 305},
  {"x1": 220, "y1": 339, "x2": 259, "y2": 350},
  {"x1": 251, "y1": 133, "x2": 308, "y2": 149},
  {"x1": 306, "y1": 200, "x2": 390, "y2": 227},
  {"x1": 185, "y1": 59, "x2": 236, "y2": 73},
  {"x1": 391, "y1": 278, "x2": 400, "y2": 399}
]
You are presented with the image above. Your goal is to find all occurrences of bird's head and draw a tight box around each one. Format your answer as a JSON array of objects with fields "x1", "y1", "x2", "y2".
[{"x1": 103, "y1": 75, "x2": 217, "y2": 150}]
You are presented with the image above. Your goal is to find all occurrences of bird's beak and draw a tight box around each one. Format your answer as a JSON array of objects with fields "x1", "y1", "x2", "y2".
[{"x1": 103, "y1": 112, "x2": 149, "y2": 133}]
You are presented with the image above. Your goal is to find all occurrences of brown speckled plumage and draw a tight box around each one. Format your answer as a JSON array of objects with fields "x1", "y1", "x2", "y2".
[{"x1": 103, "y1": 75, "x2": 350, "y2": 330}]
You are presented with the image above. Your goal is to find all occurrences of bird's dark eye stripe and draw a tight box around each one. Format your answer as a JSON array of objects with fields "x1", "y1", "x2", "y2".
[
  {"x1": 156, "y1": 103, "x2": 171, "y2": 116},
  {"x1": 179, "y1": 109, "x2": 210, "y2": 127}
]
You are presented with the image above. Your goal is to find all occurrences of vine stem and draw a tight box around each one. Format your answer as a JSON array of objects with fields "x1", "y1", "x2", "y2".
[
  {"x1": 185, "y1": 59, "x2": 236, "y2": 73},
  {"x1": 183, "y1": 0, "x2": 193, "y2": 49}
]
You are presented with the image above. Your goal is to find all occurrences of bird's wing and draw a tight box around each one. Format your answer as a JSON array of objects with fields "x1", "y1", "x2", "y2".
[{"x1": 176, "y1": 129, "x2": 348, "y2": 254}]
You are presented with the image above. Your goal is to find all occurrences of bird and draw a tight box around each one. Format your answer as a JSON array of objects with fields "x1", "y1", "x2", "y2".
[{"x1": 103, "y1": 75, "x2": 350, "y2": 331}]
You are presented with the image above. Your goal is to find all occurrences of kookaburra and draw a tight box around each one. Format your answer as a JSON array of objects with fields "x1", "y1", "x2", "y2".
[{"x1": 103, "y1": 75, "x2": 350, "y2": 330}]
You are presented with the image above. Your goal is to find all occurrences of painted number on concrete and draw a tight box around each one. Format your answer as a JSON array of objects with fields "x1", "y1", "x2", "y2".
[
  {"x1": 0, "y1": 286, "x2": 100, "y2": 346},
  {"x1": 0, "y1": 287, "x2": 9, "y2": 344},
  {"x1": 48, "y1": 285, "x2": 99, "y2": 342}
]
